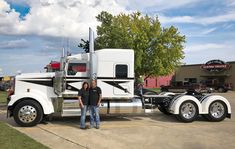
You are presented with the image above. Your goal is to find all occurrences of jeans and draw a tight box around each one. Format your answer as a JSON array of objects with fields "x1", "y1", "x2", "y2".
[
  {"x1": 80, "y1": 105, "x2": 87, "y2": 128},
  {"x1": 89, "y1": 106, "x2": 100, "y2": 127}
]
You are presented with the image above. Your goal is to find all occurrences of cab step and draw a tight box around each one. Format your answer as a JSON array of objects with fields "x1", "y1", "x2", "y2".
[
  {"x1": 63, "y1": 99, "x2": 80, "y2": 109},
  {"x1": 62, "y1": 109, "x2": 81, "y2": 117}
]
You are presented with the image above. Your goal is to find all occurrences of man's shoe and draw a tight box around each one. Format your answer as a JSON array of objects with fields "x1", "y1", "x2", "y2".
[
  {"x1": 80, "y1": 127, "x2": 86, "y2": 130},
  {"x1": 96, "y1": 126, "x2": 100, "y2": 129}
]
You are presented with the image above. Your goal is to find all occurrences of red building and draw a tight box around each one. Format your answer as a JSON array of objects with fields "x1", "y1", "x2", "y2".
[{"x1": 144, "y1": 75, "x2": 173, "y2": 88}]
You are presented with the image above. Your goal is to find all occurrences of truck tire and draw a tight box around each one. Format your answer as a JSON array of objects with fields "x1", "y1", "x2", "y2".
[
  {"x1": 204, "y1": 100, "x2": 227, "y2": 122},
  {"x1": 176, "y1": 101, "x2": 198, "y2": 123},
  {"x1": 158, "y1": 105, "x2": 171, "y2": 115},
  {"x1": 13, "y1": 100, "x2": 43, "y2": 127}
]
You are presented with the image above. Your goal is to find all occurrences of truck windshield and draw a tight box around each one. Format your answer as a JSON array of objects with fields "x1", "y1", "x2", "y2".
[{"x1": 67, "y1": 63, "x2": 86, "y2": 75}]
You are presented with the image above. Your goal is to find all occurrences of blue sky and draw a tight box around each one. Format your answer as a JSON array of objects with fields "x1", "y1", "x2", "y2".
[{"x1": 0, "y1": 0, "x2": 235, "y2": 76}]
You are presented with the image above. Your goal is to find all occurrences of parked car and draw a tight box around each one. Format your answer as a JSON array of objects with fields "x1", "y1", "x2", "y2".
[
  {"x1": 0, "y1": 82, "x2": 12, "y2": 91},
  {"x1": 0, "y1": 84, "x2": 5, "y2": 91},
  {"x1": 0, "y1": 83, "x2": 9, "y2": 91},
  {"x1": 200, "y1": 79, "x2": 230, "y2": 93},
  {"x1": 160, "y1": 81, "x2": 203, "y2": 93}
]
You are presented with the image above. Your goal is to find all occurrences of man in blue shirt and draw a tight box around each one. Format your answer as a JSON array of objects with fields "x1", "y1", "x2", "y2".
[{"x1": 89, "y1": 80, "x2": 102, "y2": 129}]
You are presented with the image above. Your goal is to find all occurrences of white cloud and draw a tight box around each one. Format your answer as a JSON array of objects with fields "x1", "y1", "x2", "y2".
[
  {"x1": 185, "y1": 27, "x2": 217, "y2": 37},
  {"x1": 201, "y1": 11, "x2": 235, "y2": 25},
  {"x1": 227, "y1": 0, "x2": 235, "y2": 6},
  {"x1": 0, "y1": 0, "x2": 209, "y2": 38},
  {"x1": 0, "y1": 0, "x2": 22, "y2": 35},
  {"x1": 2, "y1": 0, "x2": 233, "y2": 39},
  {"x1": 119, "y1": 0, "x2": 201, "y2": 11},
  {"x1": 0, "y1": 38, "x2": 29, "y2": 49},
  {"x1": 159, "y1": 15, "x2": 194, "y2": 24},
  {"x1": 5, "y1": 0, "x2": 28, "y2": 5},
  {"x1": 201, "y1": 27, "x2": 217, "y2": 35},
  {"x1": 158, "y1": 0, "x2": 235, "y2": 25},
  {"x1": 0, "y1": 0, "x2": 9, "y2": 12},
  {"x1": 183, "y1": 41, "x2": 235, "y2": 64},
  {"x1": 185, "y1": 43, "x2": 227, "y2": 53},
  {"x1": 222, "y1": 24, "x2": 233, "y2": 30},
  {"x1": 159, "y1": 10, "x2": 235, "y2": 25},
  {"x1": 0, "y1": 0, "x2": 128, "y2": 38}
]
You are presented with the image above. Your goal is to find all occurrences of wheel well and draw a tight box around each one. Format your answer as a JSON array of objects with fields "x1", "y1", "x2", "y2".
[{"x1": 8, "y1": 98, "x2": 44, "y2": 115}]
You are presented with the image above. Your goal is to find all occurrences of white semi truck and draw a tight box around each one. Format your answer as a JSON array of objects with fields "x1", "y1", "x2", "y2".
[{"x1": 7, "y1": 29, "x2": 231, "y2": 127}]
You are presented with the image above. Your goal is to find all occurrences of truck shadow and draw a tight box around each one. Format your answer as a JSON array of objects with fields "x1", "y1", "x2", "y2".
[
  {"x1": 42, "y1": 111, "x2": 209, "y2": 128},
  {"x1": 1, "y1": 110, "x2": 210, "y2": 129},
  {"x1": 53, "y1": 110, "x2": 214, "y2": 128}
]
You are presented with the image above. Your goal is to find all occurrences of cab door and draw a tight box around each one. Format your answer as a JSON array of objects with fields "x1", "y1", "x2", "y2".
[
  {"x1": 62, "y1": 61, "x2": 89, "y2": 116},
  {"x1": 65, "y1": 60, "x2": 89, "y2": 95}
]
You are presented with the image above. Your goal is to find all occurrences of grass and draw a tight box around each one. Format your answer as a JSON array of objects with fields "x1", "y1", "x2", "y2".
[
  {"x1": 0, "y1": 122, "x2": 49, "y2": 149},
  {"x1": 0, "y1": 92, "x2": 48, "y2": 148},
  {"x1": 0, "y1": 91, "x2": 7, "y2": 103}
]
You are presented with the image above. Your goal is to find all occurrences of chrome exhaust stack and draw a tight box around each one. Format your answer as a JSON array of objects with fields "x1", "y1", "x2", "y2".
[{"x1": 89, "y1": 27, "x2": 96, "y2": 81}]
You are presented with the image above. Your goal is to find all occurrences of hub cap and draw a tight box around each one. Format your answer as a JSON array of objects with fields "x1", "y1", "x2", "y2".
[
  {"x1": 18, "y1": 105, "x2": 37, "y2": 123},
  {"x1": 181, "y1": 102, "x2": 196, "y2": 119},
  {"x1": 210, "y1": 102, "x2": 225, "y2": 118}
]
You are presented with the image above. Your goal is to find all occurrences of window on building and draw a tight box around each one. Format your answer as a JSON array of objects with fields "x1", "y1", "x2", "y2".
[
  {"x1": 116, "y1": 65, "x2": 128, "y2": 78},
  {"x1": 184, "y1": 78, "x2": 197, "y2": 84},
  {"x1": 67, "y1": 63, "x2": 86, "y2": 75}
]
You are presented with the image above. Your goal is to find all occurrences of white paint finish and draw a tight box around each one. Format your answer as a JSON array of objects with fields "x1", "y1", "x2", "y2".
[
  {"x1": 169, "y1": 95, "x2": 202, "y2": 114},
  {"x1": 9, "y1": 91, "x2": 54, "y2": 114},
  {"x1": 201, "y1": 95, "x2": 232, "y2": 114},
  {"x1": 97, "y1": 79, "x2": 134, "y2": 98},
  {"x1": 63, "y1": 49, "x2": 135, "y2": 98},
  {"x1": 9, "y1": 73, "x2": 56, "y2": 114},
  {"x1": 96, "y1": 49, "x2": 134, "y2": 78}
]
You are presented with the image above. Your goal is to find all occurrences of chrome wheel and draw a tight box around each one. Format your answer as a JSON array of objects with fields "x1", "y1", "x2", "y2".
[
  {"x1": 181, "y1": 102, "x2": 196, "y2": 119},
  {"x1": 209, "y1": 102, "x2": 225, "y2": 119},
  {"x1": 18, "y1": 105, "x2": 37, "y2": 123}
]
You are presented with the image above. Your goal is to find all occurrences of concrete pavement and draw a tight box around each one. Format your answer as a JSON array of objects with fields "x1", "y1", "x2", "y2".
[{"x1": 1, "y1": 92, "x2": 235, "y2": 149}]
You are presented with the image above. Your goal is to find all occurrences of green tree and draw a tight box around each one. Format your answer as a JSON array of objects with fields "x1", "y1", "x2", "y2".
[
  {"x1": 78, "y1": 39, "x2": 89, "y2": 53},
  {"x1": 80, "y1": 11, "x2": 186, "y2": 79}
]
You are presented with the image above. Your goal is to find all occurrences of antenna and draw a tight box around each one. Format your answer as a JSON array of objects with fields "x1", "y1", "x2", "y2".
[
  {"x1": 66, "y1": 38, "x2": 71, "y2": 56},
  {"x1": 61, "y1": 47, "x2": 65, "y2": 57}
]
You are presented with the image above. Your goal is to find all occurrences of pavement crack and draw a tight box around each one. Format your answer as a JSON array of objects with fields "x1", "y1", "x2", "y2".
[{"x1": 37, "y1": 125, "x2": 89, "y2": 149}]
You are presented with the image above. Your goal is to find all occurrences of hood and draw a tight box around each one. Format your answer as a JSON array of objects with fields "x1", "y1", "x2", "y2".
[{"x1": 16, "y1": 72, "x2": 55, "y2": 79}]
